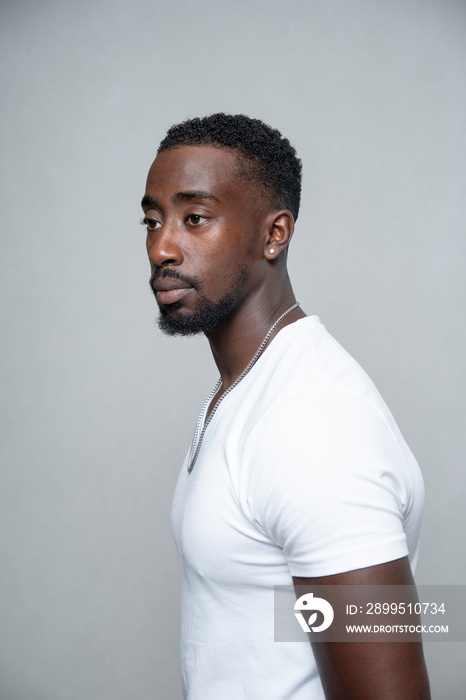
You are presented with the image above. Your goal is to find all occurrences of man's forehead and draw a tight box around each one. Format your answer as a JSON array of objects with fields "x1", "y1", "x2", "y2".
[
  {"x1": 149, "y1": 144, "x2": 241, "y2": 185},
  {"x1": 144, "y1": 143, "x2": 271, "y2": 215}
]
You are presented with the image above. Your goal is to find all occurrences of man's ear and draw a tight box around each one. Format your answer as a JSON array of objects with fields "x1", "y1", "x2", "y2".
[{"x1": 263, "y1": 210, "x2": 295, "y2": 260}]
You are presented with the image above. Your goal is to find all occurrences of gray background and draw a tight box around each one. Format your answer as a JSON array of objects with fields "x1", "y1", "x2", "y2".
[{"x1": 1, "y1": 0, "x2": 465, "y2": 697}]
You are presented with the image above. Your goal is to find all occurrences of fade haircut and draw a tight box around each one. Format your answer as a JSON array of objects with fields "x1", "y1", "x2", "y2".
[{"x1": 157, "y1": 113, "x2": 302, "y2": 221}]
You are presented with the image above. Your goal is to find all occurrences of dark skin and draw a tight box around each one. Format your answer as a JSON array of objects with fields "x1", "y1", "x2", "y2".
[
  {"x1": 294, "y1": 557, "x2": 430, "y2": 699},
  {"x1": 143, "y1": 145, "x2": 305, "y2": 399},
  {"x1": 142, "y1": 144, "x2": 430, "y2": 698}
]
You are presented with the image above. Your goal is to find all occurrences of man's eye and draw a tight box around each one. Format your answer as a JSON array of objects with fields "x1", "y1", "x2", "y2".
[
  {"x1": 140, "y1": 217, "x2": 161, "y2": 231},
  {"x1": 186, "y1": 214, "x2": 207, "y2": 226}
]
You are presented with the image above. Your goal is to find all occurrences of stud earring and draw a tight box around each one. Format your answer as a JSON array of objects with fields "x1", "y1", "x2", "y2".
[{"x1": 269, "y1": 248, "x2": 275, "y2": 254}]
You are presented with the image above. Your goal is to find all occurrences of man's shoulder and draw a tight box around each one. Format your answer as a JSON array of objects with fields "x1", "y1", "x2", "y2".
[
  {"x1": 256, "y1": 315, "x2": 384, "y2": 409},
  {"x1": 219, "y1": 316, "x2": 399, "y2": 461}
]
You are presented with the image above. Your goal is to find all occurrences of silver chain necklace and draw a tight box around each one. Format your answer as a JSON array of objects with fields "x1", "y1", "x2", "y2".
[{"x1": 187, "y1": 302, "x2": 300, "y2": 473}]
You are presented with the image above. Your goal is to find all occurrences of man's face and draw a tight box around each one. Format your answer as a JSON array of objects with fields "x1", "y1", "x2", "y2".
[{"x1": 142, "y1": 145, "x2": 269, "y2": 336}]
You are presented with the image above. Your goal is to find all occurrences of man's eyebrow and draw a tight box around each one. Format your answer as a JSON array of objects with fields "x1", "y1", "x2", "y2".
[
  {"x1": 174, "y1": 191, "x2": 220, "y2": 203},
  {"x1": 141, "y1": 191, "x2": 220, "y2": 210},
  {"x1": 141, "y1": 195, "x2": 159, "y2": 210}
]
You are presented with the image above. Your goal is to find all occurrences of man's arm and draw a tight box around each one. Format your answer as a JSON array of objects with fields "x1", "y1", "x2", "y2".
[{"x1": 293, "y1": 556, "x2": 431, "y2": 700}]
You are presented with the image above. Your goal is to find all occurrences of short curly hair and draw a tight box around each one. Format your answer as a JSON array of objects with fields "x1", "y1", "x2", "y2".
[{"x1": 157, "y1": 113, "x2": 302, "y2": 221}]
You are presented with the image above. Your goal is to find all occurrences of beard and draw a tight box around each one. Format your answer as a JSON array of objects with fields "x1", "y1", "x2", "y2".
[{"x1": 149, "y1": 266, "x2": 248, "y2": 336}]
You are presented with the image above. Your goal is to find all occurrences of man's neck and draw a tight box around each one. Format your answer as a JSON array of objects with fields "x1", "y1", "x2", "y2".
[{"x1": 205, "y1": 277, "x2": 306, "y2": 392}]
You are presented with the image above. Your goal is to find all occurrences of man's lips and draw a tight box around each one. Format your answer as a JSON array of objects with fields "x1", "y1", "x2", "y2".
[
  {"x1": 157, "y1": 287, "x2": 192, "y2": 304},
  {"x1": 152, "y1": 277, "x2": 193, "y2": 305}
]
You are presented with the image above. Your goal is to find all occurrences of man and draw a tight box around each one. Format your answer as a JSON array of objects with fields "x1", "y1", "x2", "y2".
[{"x1": 141, "y1": 114, "x2": 430, "y2": 699}]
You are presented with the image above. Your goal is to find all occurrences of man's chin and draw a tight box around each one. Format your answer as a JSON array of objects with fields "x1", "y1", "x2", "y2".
[
  {"x1": 156, "y1": 298, "x2": 237, "y2": 337},
  {"x1": 154, "y1": 266, "x2": 248, "y2": 337},
  {"x1": 157, "y1": 312, "x2": 205, "y2": 337}
]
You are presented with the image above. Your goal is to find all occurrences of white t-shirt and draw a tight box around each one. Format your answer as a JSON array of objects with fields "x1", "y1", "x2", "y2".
[{"x1": 171, "y1": 316, "x2": 425, "y2": 699}]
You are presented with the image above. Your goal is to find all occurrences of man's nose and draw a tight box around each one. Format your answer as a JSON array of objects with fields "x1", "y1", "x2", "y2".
[{"x1": 147, "y1": 225, "x2": 183, "y2": 268}]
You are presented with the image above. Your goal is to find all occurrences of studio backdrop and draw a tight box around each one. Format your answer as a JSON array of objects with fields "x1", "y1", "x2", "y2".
[{"x1": 1, "y1": 1, "x2": 465, "y2": 698}]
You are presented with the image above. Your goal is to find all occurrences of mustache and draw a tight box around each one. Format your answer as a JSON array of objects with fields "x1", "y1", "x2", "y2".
[{"x1": 149, "y1": 268, "x2": 201, "y2": 292}]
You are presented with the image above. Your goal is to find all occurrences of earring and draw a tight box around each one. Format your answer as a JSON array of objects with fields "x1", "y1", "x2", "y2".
[{"x1": 269, "y1": 248, "x2": 275, "y2": 254}]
